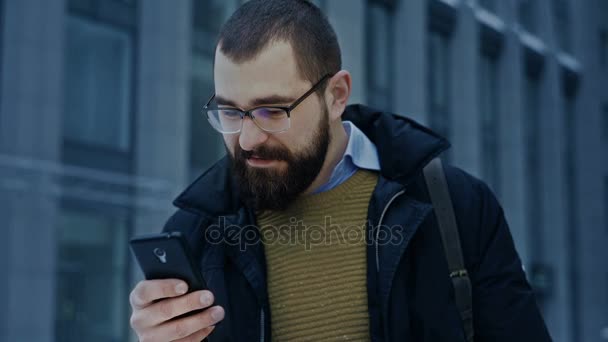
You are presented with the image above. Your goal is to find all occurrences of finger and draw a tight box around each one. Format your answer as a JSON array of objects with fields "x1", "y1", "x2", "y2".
[
  {"x1": 130, "y1": 279, "x2": 188, "y2": 310},
  {"x1": 172, "y1": 325, "x2": 216, "y2": 342},
  {"x1": 147, "y1": 306, "x2": 225, "y2": 342},
  {"x1": 142, "y1": 290, "x2": 215, "y2": 326}
]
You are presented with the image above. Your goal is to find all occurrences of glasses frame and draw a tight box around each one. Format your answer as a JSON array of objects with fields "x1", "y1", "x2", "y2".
[{"x1": 203, "y1": 73, "x2": 333, "y2": 134}]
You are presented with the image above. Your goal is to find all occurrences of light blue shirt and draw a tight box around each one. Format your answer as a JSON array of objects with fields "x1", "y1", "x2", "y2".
[{"x1": 312, "y1": 121, "x2": 381, "y2": 194}]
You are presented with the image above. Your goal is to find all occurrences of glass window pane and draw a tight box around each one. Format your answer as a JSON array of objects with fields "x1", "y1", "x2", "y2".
[
  {"x1": 193, "y1": 0, "x2": 232, "y2": 33},
  {"x1": 564, "y1": 96, "x2": 577, "y2": 238},
  {"x1": 552, "y1": 0, "x2": 571, "y2": 53},
  {"x1": 55, "y1": 208, "x2": 129, "y2": 342},
  {"x1": 370, "y1": 5, "x2": 390, "y2": 89},
  {"x1": 190, "y1": 54, "x2": 224, "y2": 178},
  {"x1": 367, "y1": 2, "x2": 393, "y2": 111},
  {"x1": 523, "y1": 75, "x2": 543, "y2": 292},
  {"x1": 518, "y1": 0, "x2": 538, "y2": 34},
  {"x1": 189, "y1": 1, "x2": 232, "y2": 178},
  {"x1": 63, "y1": 16, "x2": 132, "y2": 151},
  {"x1": 479, "y1": 55, "x2": 500, "y2": 195},
  {"x1": 602, "y1": 103, "x2": 608, "y2": 142},
  {"x1": 605, "y1": 177, "x2": 608, "y2": 233},
  {"x1": 478, "y1": 0, "x2": 496, "y2": 12},
  {"x1": 428, "y1": 31, "x2": 451, "y2": 153},
  {"x1": 601, "y1": 30, "x2": 608, "y2": 67}
]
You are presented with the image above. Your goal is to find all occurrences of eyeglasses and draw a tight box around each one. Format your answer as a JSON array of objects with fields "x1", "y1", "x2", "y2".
[{"x1": 203, "y1": 74, "x2": 333, "y2": 134}]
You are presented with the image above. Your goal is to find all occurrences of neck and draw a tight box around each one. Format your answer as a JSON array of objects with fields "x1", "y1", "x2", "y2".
[{"x1": 303, "y1": 121, "x2": 348, "y2": 195}]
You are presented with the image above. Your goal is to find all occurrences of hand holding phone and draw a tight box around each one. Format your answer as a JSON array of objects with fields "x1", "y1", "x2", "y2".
[{"x1": 129, "y1": 232, "x2": 224, "y2": 341}]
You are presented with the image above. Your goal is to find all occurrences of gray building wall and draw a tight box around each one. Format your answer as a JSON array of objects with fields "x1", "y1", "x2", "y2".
[{"x1": 0, "y1": 0, "x2": 606, "y2": 341}]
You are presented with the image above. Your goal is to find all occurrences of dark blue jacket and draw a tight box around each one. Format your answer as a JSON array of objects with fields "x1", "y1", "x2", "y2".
[{"x1": 163, "y1": 104, "x2": 551, "y2": 341}]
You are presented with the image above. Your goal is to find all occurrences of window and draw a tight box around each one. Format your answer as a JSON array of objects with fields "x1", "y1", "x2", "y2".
[
  {"x1": 55, "y1": 208, "x2": 130, "y2": 342},
  {"x1": 57, "y1": 2, "x2": 136, "y2": 341},
  {"x1": 189, "y1": 0, "x2": 233, "y2": 179},
  {"x1": 478, "y1": 0, "x2": 497, "y2": 12},
  {"x1": 367, "y1": 1, "x2": 394, "y2": 112},
  {"x1": 601, "y1": 103, "x2": 608, "y2": 142},
  {"x1": 601, "y1": 30, "x2": 608, "y2": 67},
  {"x1": 523, "y1": 74, "x2": 543, "y2": 269},
  {"x1": 564, "y1": 95, "x2": 581, "y2": 342},
  {"x1": 62, "y1": 0, "x2": 137, "y2": 173},
  {"x1": 563, "y1": 97, "x2": 576, "y2": 231},
  {"x1": 479, "y1": 54, "x2": 500, "y2": 195},
  {"x1": 563, "y1": 96, "x2": 577, "y2": 253},
  {"x1": 518, "y1": 0, "x2": 538, "y2": 35},
  {"x1": 552, "y1": 0, "x2": 572, "y2": 53},
  {"x1": 191, "y1": 0, "x2": 235, "y2": 56},
  {"x1": 193, "y1": 0, "x2": 231, "y2": 34},
  {"x1": 190, "y1": 55, "x2": 224, "y2": 177},
  {"x1": 523, "y1": 73, "x2": 553, "y2": 303},
  {"x1": 63, "y1": 17, "x2": 132, "y2": 152},
  {"x1": 605, "y1": 176, "x2": 608, "y2": 233},
  {"x1": 427, "y1": 31, "x2": 451, "y2": 160}
]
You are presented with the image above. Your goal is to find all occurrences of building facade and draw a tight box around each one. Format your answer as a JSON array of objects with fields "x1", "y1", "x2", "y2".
[{"x1": 0, "y1": 0, "x2": 606, "y2": 341}]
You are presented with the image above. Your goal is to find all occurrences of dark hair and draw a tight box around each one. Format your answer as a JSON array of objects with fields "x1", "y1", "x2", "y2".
[{"x1": 216, "y1": 0, "x2": 341, "y2": 92}]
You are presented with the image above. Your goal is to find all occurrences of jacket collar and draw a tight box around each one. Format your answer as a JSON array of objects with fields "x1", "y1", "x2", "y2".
[{"x1": 173, "y1": 104, "x2": 450, "y2": 215}]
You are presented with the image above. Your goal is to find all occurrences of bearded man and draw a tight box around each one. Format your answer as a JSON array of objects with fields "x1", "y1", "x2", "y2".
[{"x1": 129, "y1": 1, "x2": 551, "y2": 341}]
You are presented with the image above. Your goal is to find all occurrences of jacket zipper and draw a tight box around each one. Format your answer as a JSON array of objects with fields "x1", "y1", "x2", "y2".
[
  {"x1": 375, "y1": 190, "x2": 406, "y2": 272},
  {"x1": 259, "y1": 307, "x2": 265, "y2": 342}
]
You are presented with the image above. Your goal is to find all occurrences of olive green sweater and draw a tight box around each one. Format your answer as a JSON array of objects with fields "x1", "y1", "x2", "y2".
[{"x1": 256, "y1": 169, "x2": 379, "y2": 341}]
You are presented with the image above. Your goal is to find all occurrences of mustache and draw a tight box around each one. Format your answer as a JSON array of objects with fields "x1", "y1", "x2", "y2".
[{"x1": 238, "y1": 145, "x2": 291, "y2": 161}]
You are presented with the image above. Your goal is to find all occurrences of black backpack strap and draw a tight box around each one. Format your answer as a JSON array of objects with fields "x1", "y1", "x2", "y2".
[{"x1": 423, "y1": 158, "x2": 474, "y2": 342}]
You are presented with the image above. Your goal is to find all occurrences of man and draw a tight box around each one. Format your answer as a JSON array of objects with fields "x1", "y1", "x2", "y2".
[{"x1": 129, "y1": 0, "x2": 551, "y2": 341}]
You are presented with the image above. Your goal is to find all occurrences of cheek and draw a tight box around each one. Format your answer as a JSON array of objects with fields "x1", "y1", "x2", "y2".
[
  {"x1": 289, "y1": 110, "x2": 323, "y2": 148},
  {"x1": 223, "y1": 135, "x2": 238, "y2": 155}
]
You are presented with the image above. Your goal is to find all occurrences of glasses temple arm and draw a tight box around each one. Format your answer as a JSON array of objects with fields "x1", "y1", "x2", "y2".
[
  {"x1": 288, "y1": 74, "x2": 333, "y2": 111},
  {"x1": 204, "y1": 94, "x2": 216, "y2": 108}
]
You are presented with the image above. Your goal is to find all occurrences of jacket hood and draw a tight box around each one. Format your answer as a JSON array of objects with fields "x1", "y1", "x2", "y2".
[{"x1": 173, "y1": 104, "x2": 450, "y2": 216}]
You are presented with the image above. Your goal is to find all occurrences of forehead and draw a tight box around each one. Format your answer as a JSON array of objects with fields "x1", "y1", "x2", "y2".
[{"x1": 213, "y1": 41, "x2": 308, "y2": 107}]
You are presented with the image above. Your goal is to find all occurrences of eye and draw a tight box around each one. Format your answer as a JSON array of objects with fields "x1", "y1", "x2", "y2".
[
  {"x1": 254, "y1": 107, "x2": 287, "y2": 120},
  {"x1": 219, "y1": 109, "x2": 242, "y2": 119}
]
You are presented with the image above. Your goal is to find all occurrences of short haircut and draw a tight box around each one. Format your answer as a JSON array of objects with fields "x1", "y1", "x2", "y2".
[{"x1": 216, "y1": 0, "x2": 341, "y2": 92}]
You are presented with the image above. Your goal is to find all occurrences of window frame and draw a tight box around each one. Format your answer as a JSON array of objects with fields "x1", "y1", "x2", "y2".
[
  {"x1": 62, "y1": 0, "x2": 138, "y2": 173},
  {"x1": 55, "y1": 199, "x2": 133, "y2": 342},
  {"x1": 366, "y1": 0, "x2": 396, "y2": 112}
]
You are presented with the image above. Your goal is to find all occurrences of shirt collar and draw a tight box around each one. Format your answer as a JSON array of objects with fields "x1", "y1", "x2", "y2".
[
  {"x1": 341, "y1": 120, "x2": 380, "y2": 171},
  {"x1": 311, "y1": 121, "x2": 380, "y2": 194}
]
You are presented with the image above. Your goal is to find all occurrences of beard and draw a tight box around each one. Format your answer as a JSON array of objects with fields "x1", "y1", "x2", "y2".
[{"x1": 228, "y1": 106, "x2": 330, "y2": 212}]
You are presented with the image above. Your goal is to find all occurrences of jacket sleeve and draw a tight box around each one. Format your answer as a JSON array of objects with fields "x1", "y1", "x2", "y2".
[{"x1": 465, "y1": 177, "x2": 552, "y2": 341}]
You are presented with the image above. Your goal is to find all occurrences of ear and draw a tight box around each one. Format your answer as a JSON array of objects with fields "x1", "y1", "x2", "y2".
[{"x1": 324, "y1": 70, "x2": 351, "y2": 122}]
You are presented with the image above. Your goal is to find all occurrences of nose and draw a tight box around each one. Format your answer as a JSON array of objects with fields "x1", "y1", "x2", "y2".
[{"x1": 239, "y1": 116, "x2": 269, "y2": 151}]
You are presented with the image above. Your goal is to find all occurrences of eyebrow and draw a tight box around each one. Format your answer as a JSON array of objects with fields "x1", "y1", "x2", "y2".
[{"x1": 215, "y1": 94, "x2": 298, "y2": 109}]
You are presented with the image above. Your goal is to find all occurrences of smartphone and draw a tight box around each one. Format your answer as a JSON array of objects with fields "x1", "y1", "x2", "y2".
[{"x1": 129, "y1": 231, "x2": 208, "y2": 292}]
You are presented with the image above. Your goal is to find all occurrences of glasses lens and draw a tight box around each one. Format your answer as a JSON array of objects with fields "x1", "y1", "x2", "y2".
[
  {"x1": 251, "y1": 107, "x2": 290, "y2": 132},
  {"x1": 206, "y1": 109, "x2": 242, "y2": 133}
]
